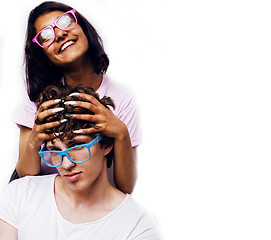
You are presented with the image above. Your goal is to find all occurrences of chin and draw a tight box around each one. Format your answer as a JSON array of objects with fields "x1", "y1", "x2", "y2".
[
  {"x1": 65, "y1": 177, "x2": 96, "y2": 193},
  {"x1": 51, "y1": 47, "x2": 88, "y2": 67}
]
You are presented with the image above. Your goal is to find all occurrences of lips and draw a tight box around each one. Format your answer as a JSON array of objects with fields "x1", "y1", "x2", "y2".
[
  {"x1": 64, "y1": 172, "x2": 82, "y2": 182},
  {"x1": 58, "y1": 40, "x2": 76, "y2": 53}
]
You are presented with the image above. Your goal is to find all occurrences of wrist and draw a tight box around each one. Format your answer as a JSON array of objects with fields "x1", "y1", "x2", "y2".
[
  {"x1": 27, "y1": 138, "x2": 42, "y2": 151},
  {"x1": 114, "y1": 122, "x2": 129, "y2": 142}
]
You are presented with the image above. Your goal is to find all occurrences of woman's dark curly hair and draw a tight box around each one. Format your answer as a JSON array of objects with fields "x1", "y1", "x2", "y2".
[
  {"x1": 25, "y1": 1, "x2": 109, "y2": 102},
  {"x1": 37, "y1": 84, "x2": 115, "y2": 167}
]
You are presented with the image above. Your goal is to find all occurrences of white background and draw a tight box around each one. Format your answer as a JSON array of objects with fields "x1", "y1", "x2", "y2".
[{"x1": 0, "y1": 0, "x2": 271, "y2": 239}]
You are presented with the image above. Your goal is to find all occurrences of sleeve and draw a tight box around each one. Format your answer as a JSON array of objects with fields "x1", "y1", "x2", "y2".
[
  {"x1": 13, "y1": 86, "x2": 36, "y2": 129},
  {"x1": 118, "y1": 91, "x2": 142, "y2": 148},
  {"x1": 0, "y1": 181, "x2": 22, "y2": 229}
]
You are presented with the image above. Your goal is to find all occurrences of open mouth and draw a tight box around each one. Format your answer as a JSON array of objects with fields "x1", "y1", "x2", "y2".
[{"x1": 59, "y1": 40, "x2": 76, "y2": 53}]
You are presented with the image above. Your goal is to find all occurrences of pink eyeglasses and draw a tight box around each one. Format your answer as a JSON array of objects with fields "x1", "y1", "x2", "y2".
[{"x1": 32, "y1": 9, "x2": 78, "y2": 48}]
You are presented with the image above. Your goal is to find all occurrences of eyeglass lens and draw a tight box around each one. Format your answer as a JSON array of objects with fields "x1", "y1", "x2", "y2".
[
  {"x1": 37, "y1": 12, "x2": 77, "y2": 47},
  {"x1": 42, "y1": 146, "x2": 90, "y2": 167}
]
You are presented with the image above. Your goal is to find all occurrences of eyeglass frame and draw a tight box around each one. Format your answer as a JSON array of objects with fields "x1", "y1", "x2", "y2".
[
  {"x1": 39, "y1": 135, "x2": 103, "y2": 168},
  {"x1": 32, "y1": 9, "x2": 78, "y2": 48}
]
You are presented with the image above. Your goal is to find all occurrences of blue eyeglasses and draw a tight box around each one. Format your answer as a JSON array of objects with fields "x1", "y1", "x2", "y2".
[{"x1": 39, "y1": 135, "x2": 103, "y2": 168}]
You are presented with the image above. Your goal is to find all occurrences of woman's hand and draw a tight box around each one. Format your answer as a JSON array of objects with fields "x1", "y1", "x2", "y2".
[
  {"x1": 16, "y1": 99, "x2": 65, "y2": 177},
  {"x1": 29, "y1": 99, "x2": 64, "y2": 149},
  {"x1": 64, "y1": 92, "x2": 137, "y2": 193},
  {"x1": 64, "y1": 93, "x2": 127, "y2": 140}
]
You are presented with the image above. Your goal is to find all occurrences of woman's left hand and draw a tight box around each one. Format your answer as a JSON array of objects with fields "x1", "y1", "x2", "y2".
[
  {"x1": 64, "y1": 93, "x2": 128, "y2": 140},
  {"x1": 65, "y1": 92, "x2": 137, "y2": 193}
]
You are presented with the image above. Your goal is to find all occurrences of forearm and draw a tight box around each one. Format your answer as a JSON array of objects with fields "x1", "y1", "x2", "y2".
[
  {"x1": 0, "y1": 220, "x2": 18, "y2": 240},
  {"x1": 16, "y1": 101, "x2": 64, "y2": 177},
  {"x1": 16, "y1": 126, "x2": 41, "y2": 178},
  {"x1": 16, "y1": 143, "x2": 41, "y2": 177},
  {"x1": 68, "y1": 95, "x2": 138, "y2": 193},
  {"x1": 113, "y1": 125, "x2": 137, "y2": 194}
]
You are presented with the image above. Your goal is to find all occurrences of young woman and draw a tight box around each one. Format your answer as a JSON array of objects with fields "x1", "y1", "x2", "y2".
[{"x1": 13, "y1": 1, "x2": 141, "y2": 193}]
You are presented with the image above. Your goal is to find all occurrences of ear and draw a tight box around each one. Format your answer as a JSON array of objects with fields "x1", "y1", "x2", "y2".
[{"x1": 104, "y1": 143, "x2": 113, "y2": 157}]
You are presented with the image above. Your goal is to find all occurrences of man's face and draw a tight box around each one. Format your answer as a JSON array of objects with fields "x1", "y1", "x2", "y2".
[{"x1": 46, "y1": 135, "x2": 110, "y2": 192}]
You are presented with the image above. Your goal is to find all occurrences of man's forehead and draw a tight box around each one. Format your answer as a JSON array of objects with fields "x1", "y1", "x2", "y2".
[{"x1": 46, "y1": 135, "x2": 93, "y2": 147}]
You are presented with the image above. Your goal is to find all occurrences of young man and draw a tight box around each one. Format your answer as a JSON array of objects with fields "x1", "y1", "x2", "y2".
[{"x1": 0, "y1": 86, "x2": 160, "y2": 239}]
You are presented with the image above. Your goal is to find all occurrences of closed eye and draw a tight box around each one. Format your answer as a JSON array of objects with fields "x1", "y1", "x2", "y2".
[
  {"x1": 68, "y1": 142, "x2": 86, "y2": 148},
  {"x1": 47, "y1": 147, "x2": 61, "y2": 151},
  {"x1": 45, "y1": 141, "x2": 88, "y2": 151}
]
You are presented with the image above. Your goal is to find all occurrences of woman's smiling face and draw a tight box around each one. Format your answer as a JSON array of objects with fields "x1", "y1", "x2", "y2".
[{"x1": 34, "y1": 11, "x2": 89, "y2": 67}]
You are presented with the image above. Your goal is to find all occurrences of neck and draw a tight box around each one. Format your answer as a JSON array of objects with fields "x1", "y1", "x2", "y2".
[
  {"x1": 55, "y1": 162, "x2": 123, "y2": 208},
  {"x1": 54, "y1": 162, "x2": 125, "y2": 223},
  {"x1": 62, "y1": 60, "x2": 103, "y2": 91}
]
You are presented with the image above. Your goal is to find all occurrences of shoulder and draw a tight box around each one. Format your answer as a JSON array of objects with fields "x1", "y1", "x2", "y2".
[
  {"x1": 0, "y1": 175, "x2": 56, "y2": 229},
  {"x1": 102, "y1": 75, "x2": 139, "y2": 115},
  {"x1": 8, "y1": 174, "x2": 56, "y2": 200},
  {"x1": 10, "y1": 174, "x2": 55, "y2": 187},
  {"x1": 7, "y1": 175, "x2": 56, "y2": 215},
  {"x1": 115, "y1": 195, "x2": 162, "y2": 239},
  {"x1": 13, "y1": 85, "x2": 37, "y2": 128},
  {"x1": 99, "y1": 75, "x2": 136, "y2": 104},
  {"x1": 123, "y1": 195, "x2": 159, "y2": 223},
  {"x1": 98, "y1": 75, "x2": 142, "y2": 146}
]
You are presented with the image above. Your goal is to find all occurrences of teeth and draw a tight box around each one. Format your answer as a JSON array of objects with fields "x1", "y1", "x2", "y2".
[{"x1": 60, "y1": 41, "x2": 75, "y2": 52}]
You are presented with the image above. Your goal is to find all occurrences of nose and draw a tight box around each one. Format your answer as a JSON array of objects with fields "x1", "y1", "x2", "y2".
[
  {"x1": 61, "y1": 155, "x2": 76, "y2": 170},
  {"x1": 54, "y1": 27, "x2": 68, "y2": 42}
]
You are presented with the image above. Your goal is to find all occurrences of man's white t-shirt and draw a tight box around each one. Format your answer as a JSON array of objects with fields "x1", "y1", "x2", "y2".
[{"x1": 0, "y1": 175, "x2": 160, "y2": 239}]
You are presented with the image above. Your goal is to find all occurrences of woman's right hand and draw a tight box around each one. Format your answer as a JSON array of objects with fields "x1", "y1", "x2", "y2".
[
  {"x1": 17, "y1": 99, "x2": 65, "y2": 177},
  {"x1": 28, "y1": 99, "x2": 64, "y2": 149}
]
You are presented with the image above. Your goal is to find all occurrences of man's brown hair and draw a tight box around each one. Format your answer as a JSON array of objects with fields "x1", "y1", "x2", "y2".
[{"x1": 37, "y1": 84, "x2": 115, "y2": 167}]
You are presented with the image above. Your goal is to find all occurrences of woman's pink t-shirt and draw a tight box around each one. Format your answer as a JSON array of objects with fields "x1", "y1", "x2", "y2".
[{"x1": 14, "y1": 75, "x2": 142, "y2": 183}]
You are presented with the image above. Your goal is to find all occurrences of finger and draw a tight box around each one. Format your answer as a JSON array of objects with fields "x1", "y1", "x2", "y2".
[
  {"x1": 34, "y1": 119, "x2": 66, "y2": 136},
  {"x1": 70, "y1": 114, "x2": 98, "y2": 122},
  {"x1": 45, "y1": 133, "x2": 56, "y2": 140},
  {"x1": 35, "y1": 132, "x2": 55, "y2": 141},
  {"x1": 73, "y1": 127, "x2": 100, "y2": 135},
  {"x1": 64, "y1": 100, "x2": 100, "y2": 114},
  {"x1": 69, "y1": 93, "x2": 102, "y2": 107},
  {"x1": 40, "y1": 119, "x2": 67, "y2": 131},
  {"x1": 38, "y1": 129, "x2": 65, "y2": 142},
  {"x1": 36, "y1": 107, "x2": 64, "y2": 121},
  {"x1": 38, "y1": 99, "x2": 62, "y2": 112}
]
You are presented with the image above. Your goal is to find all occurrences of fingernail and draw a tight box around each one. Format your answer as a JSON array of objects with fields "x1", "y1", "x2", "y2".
[
  {"x1": 69, "y1": 92, "x2": 80, "y2": 97},
  {"x1": 64, "y1": 101, "x2": 76, "y2": 105},
  {"x1": 54, "y1": 132, "x2": 63, "y2": 137},
  {"x1": 65, "y1": 113, "x2": 76, "y2": 118},
  {"x1": 58, "y1": 119, "x2": 68, "y2": 124},
  {"x1": 73, "y1": 130, "x2": 83, "y2": 134},
  {"x1": 54, "y1": 99, "x2": 61, "y2": 103},
  {"x1": 52, "y1": 107, "x2": 64, "y2": 113}
]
